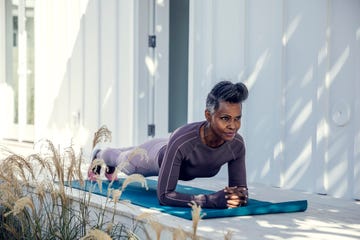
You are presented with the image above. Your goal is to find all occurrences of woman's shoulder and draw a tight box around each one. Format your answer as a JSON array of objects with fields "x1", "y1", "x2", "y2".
[
  {"x1": 229, "y1": 133, "x2": 245, "y2": 150},
  {"x1": 171, "y1": 121, "x2": 204, "y2": 136},
  {"x1": 169, "y1": 121, "x2": 204, "y2": 143}
]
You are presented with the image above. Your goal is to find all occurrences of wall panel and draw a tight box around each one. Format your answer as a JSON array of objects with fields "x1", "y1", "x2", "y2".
[
  {"x1": 189, "y1": 0, "x2": 360, "y2": 199},
  {"x1": 244, "y1": 0, "x2": 283, "y2": 186},
  {"x1": 35, "y1": 0, "x2": 71, "y2": 144},
  {"x1": 69, "y1": 0, "x2": 84, "y2": 138},
  {"x1": 117, "y1": 0, "x2": 136, "y2": 146},
  {"x1": 188, "y1": 0, "x2": 216, "y2": 122},
  {"x1": 326, "y1": 0, "x2": 360, "y2": 198},
  {"x1": 83, "y1": 0, "x2": 100, "y2": 149},
  {"x1": 213, "y1": 0, "x2": 245, "y2": 81},
  {"x1": 283, "y1": 0, "x2": 328, "y2": 192},
  {"x1": 99, "y1": 0, "x2": 117, "y2": 142}
]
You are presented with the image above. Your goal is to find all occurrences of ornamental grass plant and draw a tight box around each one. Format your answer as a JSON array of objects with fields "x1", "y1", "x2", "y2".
[
  {"x1": 0, "y1": 127, "x2": 231, "y2": 239},
  {"x1": 0, "y1": 139, "x2": 142, "y2": 239}
]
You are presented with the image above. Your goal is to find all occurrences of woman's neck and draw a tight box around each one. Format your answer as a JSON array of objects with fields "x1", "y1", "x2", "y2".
[{"x1": 202, "y1": 123, "x2": 224, "y2": 148}]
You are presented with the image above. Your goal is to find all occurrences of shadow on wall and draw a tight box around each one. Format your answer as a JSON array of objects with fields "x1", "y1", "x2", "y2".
[
  {"x1": 36, "y1": 0, "x2": 111, "y2": 155},
  {"x1": 38, "y1": 12, "x2": 90, "y2": 153},
  {"x1": 37, "y1": 0, "x2": 142, "y2": 156},
  {"x1": 244, "y1": 5, "x2": 359, "y2": 200}
]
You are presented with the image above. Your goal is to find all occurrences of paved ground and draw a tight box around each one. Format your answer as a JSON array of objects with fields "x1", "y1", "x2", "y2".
[
  {"x1": 1, "y1": 140, "x2": 359, "y2": 240},
  {"x1": 80, "y1": 177, "x2": 360, "y2": 240},
  {"x1": 174, "y1": 179, "x2": 360, "y2": 240}
]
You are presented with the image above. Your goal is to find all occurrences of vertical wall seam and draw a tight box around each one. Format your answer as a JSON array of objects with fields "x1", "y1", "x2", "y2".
[
  {"x1": 129, "y1": 0, "x2": 135, "y2": 145},
  {"x1": 133, "y1": 0, "x2": 139, "y2": 144},
  {"x1": 66, "y1": 1, "x2": 71, "y2": 127},
  {"x1": 351, "y1": 1, "x2": 360, "y2": 200},
  {"x1": 187, "y1": 0, "x2": 195, "y2": 122},
  {"x1": 97, "y1": 0, "x2": 102, "y2": 126},
  {"x1": 243, "y1": 0, "x2": 248, "y2": 146},
  {"x1": 82, "y1": 8, "x2": 86, "y2": 126},
  {"x1": 211, "y1": 0, "x2": 216, "y2": 82},
  {"x1": 241, "y1": 0, "x2": 249, "y2": 177},
  {"x1": 210, "y1": 0, "x2": 214, "y2": 85},
  {"x1": 243, "y1": 0, "x2": 247, "y2": 78},
  {"x1": 313, "y1": 0, "x2": 330, "y2": 195},
  {"x1": 279, "y1": 0, "x2": 287, "y2": 188},
  {"x1": 323, "y1": 0, "x2": 332, "y2": 194},
  {"x1": 115, "y1": 0, "x2": 120, "y2": 144}
]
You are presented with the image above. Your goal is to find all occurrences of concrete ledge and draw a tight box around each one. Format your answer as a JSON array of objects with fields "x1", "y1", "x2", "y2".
[{"x1": 66, "y1": 178, "x2": 360, "y2": 240}]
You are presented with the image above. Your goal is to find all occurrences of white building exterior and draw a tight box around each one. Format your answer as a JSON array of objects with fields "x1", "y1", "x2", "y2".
[{"x1": 0, "y1": 0, "x2": 359, "y2": 200}]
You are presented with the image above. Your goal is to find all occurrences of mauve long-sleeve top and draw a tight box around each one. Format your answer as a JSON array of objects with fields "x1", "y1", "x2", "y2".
[{"x1": 156, "y1": 121, "x2": 247, "y2": 209}]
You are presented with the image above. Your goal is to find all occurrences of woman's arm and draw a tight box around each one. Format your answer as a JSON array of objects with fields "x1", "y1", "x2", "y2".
[
  {"x1": 156, "y1": 134, "x2": 229, "y2": 209},
  {"x1": 225, "y1": 136, "x2": 248, "y2": 207},
  {"x1": 227, "y1": 137, "x2": 247, "y2": 187}
]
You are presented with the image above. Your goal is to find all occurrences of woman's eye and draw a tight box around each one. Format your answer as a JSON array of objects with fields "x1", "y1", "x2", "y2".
[{"x1": 221, "y1": 117, "x2": 230, "y2": 121}]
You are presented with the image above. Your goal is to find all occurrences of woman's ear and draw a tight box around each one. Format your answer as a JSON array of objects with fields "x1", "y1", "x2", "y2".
[{"x1": 205, "y1": 109, "x2": 211, "y2": 122}]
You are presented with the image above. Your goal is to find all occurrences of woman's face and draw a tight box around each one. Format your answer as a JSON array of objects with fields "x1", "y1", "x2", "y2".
[{"x1": 206, "y1": 101, "x2": 242, "y2": 142}]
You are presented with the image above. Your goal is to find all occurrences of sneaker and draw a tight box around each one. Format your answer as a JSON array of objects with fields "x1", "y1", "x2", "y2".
[
  {"x1": 88, "y1": 166, "x2": 99, "y2": 181},
  {"x1": 105, "y1": 166, "x2": 118, "y2": 181}
]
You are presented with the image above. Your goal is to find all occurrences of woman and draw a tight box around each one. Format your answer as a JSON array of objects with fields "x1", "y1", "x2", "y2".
[{"x1": 88, "y1": 80, "x2": 249, "y2": 209}]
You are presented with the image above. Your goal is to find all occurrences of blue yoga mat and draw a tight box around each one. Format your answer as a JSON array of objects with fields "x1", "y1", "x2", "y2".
[{"x1": 66, "y1": 179, "x2": 307, "y2": 220}]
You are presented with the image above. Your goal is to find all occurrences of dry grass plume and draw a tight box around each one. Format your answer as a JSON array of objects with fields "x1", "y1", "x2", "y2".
[{"x1": 0, "y1": 125, "x2": 223, "y2": 239}]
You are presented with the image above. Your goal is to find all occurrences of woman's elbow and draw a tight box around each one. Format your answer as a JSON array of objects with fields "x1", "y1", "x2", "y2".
[
  {"x1": 157, "y1": 191, "x2": 180, "y2": 206},
  {"x1": 157, "y1": 192, "x2": 169, "y2": 205}
]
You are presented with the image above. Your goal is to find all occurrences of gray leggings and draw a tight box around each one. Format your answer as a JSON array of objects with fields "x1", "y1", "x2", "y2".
[{"x1": 97, "y1": 138, "x2": 168, "y2": 177}]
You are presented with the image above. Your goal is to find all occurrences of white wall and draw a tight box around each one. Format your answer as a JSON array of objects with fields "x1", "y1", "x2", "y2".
[
  {"x1": 23, "y1": 0, "x2": 359, "y2": 200},
  {"x1": 34, "y1": 0, "x2": 137, "y2": 152},
  {"x1": 327, "y1": 0, "x2": 360, "y2": 199},
  {"x1": 188, "y1": 0, "x2": 360, "y2": 200},
  {"x1": 33, "y1": 0, "x2": 169, "y2": 150}
]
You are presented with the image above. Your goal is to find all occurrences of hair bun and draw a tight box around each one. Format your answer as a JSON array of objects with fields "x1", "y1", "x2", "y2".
[{"x1": 235, "y1": 82, "x2": 249, "y2": 101}]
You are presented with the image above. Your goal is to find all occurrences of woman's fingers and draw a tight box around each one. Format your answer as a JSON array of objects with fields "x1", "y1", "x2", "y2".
[
  {"x1": 226, "y1": 193, "x2": 239, "y2": 199},
  {"x1": 226, "y1": 198, "x2": 247, "y2": 208},
  {"x1": 225, "y1": 186, "x2": 248, "y2": 197},
  {"x1": 225, "y1": 186, "x2": 249, "y2": 207},
  {"x1": 227, "y1": 199, "x2": 240, "y2": 208}
]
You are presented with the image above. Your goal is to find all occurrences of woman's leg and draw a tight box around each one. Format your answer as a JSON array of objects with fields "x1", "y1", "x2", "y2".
[{"x1": 98, "y1": 138, "x2": 168, "y2": 177}]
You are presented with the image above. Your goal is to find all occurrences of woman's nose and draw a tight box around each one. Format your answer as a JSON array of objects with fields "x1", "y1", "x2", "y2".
[{"x1": 228, "y1": 120, "x2": 236, "y2": 129}]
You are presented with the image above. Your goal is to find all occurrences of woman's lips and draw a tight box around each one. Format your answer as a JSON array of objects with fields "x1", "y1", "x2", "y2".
[{"x1": 224, "y1": 132, "x2": 236, "y2": 138}]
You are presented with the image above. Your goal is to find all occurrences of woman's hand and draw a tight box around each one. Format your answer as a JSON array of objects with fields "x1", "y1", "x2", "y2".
[{"x1": 224, "y1": 186, "x2": 248, "y2": 208}]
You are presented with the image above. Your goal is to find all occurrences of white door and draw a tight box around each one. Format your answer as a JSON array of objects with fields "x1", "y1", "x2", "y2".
[
  {"x1": 137, "y1": 0, "x2": 189, "y2": 142},
  {"x1": 2, "y1": 0, "x2": 34, "y2": 142},
  {"x1": 135, "y1": 0, "x2": 169, "y2": 144}
]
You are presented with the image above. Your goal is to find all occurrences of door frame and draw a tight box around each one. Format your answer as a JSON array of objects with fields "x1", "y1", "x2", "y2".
[
  {"x1": 134, "y1": 0, "x2": 170, "y2": 145},
  {"x1": 2, "y1": 0, "x2": 34, "y2": 142}
]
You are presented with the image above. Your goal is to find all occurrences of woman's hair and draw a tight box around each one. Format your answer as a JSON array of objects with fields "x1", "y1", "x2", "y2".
[{"x1": 206, "y1": 81, "x2": 248, "y2": 114}]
